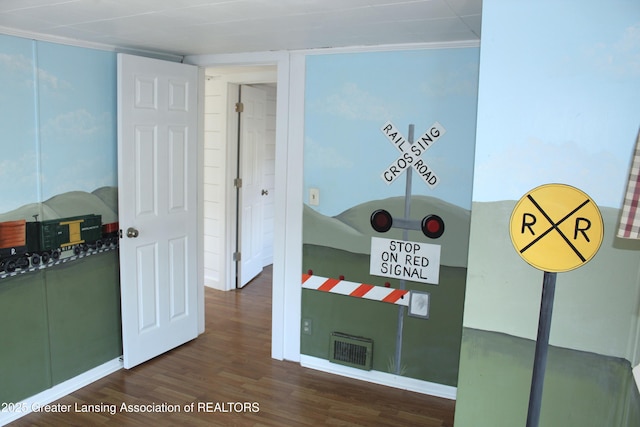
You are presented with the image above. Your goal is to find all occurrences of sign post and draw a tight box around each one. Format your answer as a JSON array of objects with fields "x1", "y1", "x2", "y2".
[
  {"x1": 509, "y1": 184, "x2": 604, "y2": 427},
  {"x1": 374, "y1": 120, "x2": 446, "y2": 374},
  {"x1": 526, "y1": 270, "x2": 556, "y2": 427}
]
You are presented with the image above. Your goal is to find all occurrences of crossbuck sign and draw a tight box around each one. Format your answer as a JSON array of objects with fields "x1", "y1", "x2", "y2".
[{"x1": 380, "y1": 121, "x2": 446, "y2": 188}]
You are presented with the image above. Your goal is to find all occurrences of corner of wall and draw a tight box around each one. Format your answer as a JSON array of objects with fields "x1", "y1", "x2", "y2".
[{"x1": 626, "y1": 262, "x2": 640, "y2": 365}]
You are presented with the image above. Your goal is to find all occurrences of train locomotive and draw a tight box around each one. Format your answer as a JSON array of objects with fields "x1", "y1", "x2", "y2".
[{"x1": 0, "y1": 214, "x2": 119, "y2": 273}]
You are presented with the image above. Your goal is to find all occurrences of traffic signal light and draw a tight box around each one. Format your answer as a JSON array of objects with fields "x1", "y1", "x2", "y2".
[
  {"x1": 421, "y1": 214, "x2": 444, "y2": 239},
  {"x1": 370, "y1": 209, "x2": 393, "y2": 232},
  {"x1": 370, "y1": 209, "x2": 445, "y2": 238}
]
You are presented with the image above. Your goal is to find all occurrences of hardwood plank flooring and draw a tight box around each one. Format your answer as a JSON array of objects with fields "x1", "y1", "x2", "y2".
[{"x1": 10, "y1": 266, "x2": 455, "y2": 426}]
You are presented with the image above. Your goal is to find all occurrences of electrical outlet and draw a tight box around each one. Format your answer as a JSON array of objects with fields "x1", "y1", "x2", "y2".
[
  {"x1": 309, "y1": 188, "x2": 320, "y2": 206},
  {"x1": 302, "y1": 318, "x2": 312, "y2": 335}
]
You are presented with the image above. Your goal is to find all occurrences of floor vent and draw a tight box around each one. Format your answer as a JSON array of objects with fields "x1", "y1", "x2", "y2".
[{"x1": 329, "y1": 332, "x2": 373, "y2": 370}]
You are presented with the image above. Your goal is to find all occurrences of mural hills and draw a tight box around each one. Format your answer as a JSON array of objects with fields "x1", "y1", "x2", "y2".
[
  {"x1": 0, "y1": 187, "x2": 118, "y2": 224},
  {"x1": 304, "y1": 195, "x2": 471, "y2": 268}
]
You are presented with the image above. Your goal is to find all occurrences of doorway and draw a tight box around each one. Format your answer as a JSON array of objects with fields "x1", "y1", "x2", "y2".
[
  {"x1": 191, "y1": 51, "x2": 303, "y2": 362},
  {"x1": 202, "y1": 66, "x2": 277, "y2": 292}
]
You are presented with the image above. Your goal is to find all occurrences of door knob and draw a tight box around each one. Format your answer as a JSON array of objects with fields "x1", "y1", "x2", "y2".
[
  {"x1": 261, "y1": 189, "x2": 269, "y2": 196},
  {"x1": 126, "y1": 227, "x2": 139, "y2": 238}
]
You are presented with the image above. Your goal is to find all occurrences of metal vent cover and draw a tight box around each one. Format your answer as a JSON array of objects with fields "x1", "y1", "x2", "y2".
[{"x1": 329, "y1": 332, "x2": 373, "y2": 370}]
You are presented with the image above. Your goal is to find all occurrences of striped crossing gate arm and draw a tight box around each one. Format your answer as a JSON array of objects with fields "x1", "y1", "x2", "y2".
[{"x1": 302, "y1": 273, "x2": 409, "y2": 306}]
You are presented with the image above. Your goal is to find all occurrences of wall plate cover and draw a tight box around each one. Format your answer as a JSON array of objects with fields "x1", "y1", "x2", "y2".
[
  {"x1": 309, "y1": 188, "x2": 320, "y2": 206},
  {"x1": 408, "y1": 291, "x2": 430, "y2": 319}
]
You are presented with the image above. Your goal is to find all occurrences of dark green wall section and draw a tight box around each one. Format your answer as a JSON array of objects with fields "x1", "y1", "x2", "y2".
[
  {"x1": 0, "y1": 251, "x2": 121, "y2": 403},
  {"x1": 302, "y1": 289, "x2": 398, "y2": 370},
  {"x1": 301, "y1": 244, "x2": 466, "y2": 386},
  {"x1": 455, "y1": 328, "x2": 640, "y2": 427},
  {"x1": 46, "y1": 252, "x2": 122, "y2": 384},
  {"x1": 0, "y1": 273, "x2": 51, "y2": 403}
]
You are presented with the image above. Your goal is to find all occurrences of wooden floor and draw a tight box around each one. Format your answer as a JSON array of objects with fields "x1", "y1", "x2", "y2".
[{"x1": 11, "y1": 266, "x2": 455, "y2": 426}]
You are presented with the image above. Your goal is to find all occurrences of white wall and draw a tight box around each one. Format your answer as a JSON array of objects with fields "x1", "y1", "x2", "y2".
[{"x1": 203, "y1": 76, "x2": 227, "y2": 290}]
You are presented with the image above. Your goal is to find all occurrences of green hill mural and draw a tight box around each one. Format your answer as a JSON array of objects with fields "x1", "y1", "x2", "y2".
[
  {"x1": 464, "y1": 201, "x2": 640, "y2": 359},
  {"x1": 0, "y1": 187, "x2": 118, "y2": 223},
  {"x1": 303, "y1": 195, "x2": 470, "y2": 269}
]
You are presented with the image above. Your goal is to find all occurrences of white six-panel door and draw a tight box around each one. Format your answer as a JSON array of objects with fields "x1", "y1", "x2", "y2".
[
  {"x1": 238, "y1": 85, "x2": 267, "y2": 288},
  {"x1": 117, "y1": 53, "x2": 199, "y2": 369}
]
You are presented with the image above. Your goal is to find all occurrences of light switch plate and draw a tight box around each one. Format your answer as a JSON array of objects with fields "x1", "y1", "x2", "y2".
[{"x1": 309, "y1": 188, "x2": 320, "y2": 206}]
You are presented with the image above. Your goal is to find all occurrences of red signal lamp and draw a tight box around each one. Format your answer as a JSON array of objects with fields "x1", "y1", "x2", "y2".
[
  {"x1": 421, "y1": 214, "x2": 444, "y2": 239},
  {"x1": 370, "y1": 209, "x2": 393, "y2": 232}
]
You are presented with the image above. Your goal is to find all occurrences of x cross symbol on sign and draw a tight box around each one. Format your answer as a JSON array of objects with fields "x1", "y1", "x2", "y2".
[
  {"x1": 520, "y1": 195, "x2": 591, "y2": 262},
  {"x1": 380, "y1": 121, "x2": 446, "y2": 188}
]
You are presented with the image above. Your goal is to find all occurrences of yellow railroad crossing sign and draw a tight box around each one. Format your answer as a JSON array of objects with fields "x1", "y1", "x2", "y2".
[{"x1": 509, "y1": 184, "x2": 604, "y2": 272}]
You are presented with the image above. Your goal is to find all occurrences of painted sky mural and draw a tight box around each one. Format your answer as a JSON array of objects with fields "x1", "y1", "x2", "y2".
[
  {"x1": 473, "y1": 3, "x2": 640, "y2": 208},
  {"x1": 304, "y1": 47, "x2": 481, "y2": 216},
  {"x1": 0, "y1": 36, "x2": 116, "y2": 213}
]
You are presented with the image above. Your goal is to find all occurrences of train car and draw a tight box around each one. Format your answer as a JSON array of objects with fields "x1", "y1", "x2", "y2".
[
  {"x1": 102, "y1": 221, "x2": 120, "y2": 246},
  {"x1": 38, "y1": 214, "x2": 103, "y2": 255},
  {"x1": 1, "y1": 214, "x2": 108, "y2": 273},
  {"x1": 0, "y1": 220, "x2": 31, "y2": 272},
  {"x1": 0, "y1": 220, "x2": 27, "y2": 254}
]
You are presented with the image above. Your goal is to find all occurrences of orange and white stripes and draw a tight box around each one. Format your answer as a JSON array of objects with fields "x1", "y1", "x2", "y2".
[{"x1": 301, "y1": 273, "x2": 409, "y2": 306}]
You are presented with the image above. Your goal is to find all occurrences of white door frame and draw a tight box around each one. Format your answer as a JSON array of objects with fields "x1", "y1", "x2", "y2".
[{"x1": 187, "y1": 51, "x2": 303, "y2": 362}]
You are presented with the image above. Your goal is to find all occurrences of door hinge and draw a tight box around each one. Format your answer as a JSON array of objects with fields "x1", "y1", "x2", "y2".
[
  {"x1": 235, "y1": 102, "x2": 244, "y2": 113},
  {"x1": 233, "y1": 252, "x2": 241, "y2": 262},
  {"x1": 234, "y1": 178, "x2": 242, "y2": 188}
]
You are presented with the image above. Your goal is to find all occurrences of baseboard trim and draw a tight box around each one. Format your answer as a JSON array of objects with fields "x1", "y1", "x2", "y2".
[
  {"x1": 204, "y1": 276, "x2": 225, "y2": 291},
  {"x1": 300, "y1": 355, "x2": 457, "y2": 400},
  {"x1": 0, "y1": 357, "x2": 123, "y2": 426}
]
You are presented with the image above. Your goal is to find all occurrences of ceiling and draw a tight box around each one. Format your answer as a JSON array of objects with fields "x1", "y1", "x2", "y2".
[{"x1": 0, "y1": 0, "x2": 481, "y2": 58}]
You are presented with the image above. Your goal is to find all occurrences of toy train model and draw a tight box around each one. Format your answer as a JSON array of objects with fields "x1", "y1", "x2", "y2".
[{"x1": 0, "y1": 214, "x2": 119, "y2": 273}]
